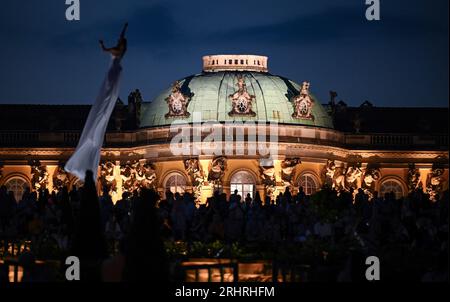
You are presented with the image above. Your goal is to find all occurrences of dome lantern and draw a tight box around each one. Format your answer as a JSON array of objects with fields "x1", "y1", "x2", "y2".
[{"x1": 202, "y1": 54, "x2": 268, "y2": 73}]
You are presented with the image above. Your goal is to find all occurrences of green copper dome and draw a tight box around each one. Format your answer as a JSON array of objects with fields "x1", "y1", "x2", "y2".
[{"x1": 140, "y1": 56, "x2": 333, "y2": 129}]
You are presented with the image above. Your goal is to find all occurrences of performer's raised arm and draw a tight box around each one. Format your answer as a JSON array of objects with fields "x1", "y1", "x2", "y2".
[{"x1": 120, "y1": 22, "x2": 128, "y2": 39}]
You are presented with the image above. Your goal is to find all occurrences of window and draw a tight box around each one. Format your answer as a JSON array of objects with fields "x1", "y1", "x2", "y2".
[
  {"x1": 298, "y1": 173, "x2": 318, "y2": 195},
  {"x1": 230, "y1": 171, "x2": 255, "y2": 200},
  {"x1": 380, "y1": 179, "x2": 404, "y2": 200},
  {"x1": 165, "y1": 173, "x2": 187, "y2": 194},
  {"x1": 240, "y1": 59, "x2": 244, "y2": 64},
  {"x1": 4, "y1": 177, "x2": 29, "y2": 202},
  {"x1": 229, "y1": 59, "x2": 232, "y2": 64}
]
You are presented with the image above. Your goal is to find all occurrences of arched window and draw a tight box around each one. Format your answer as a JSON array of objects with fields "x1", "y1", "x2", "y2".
[
  {"x1": 230, "y1": 171, "x2": 255, "y2": 199},
  {"x1": 4, "y1": 177, "x2": 29, "y2": 202},
  {"x1": 298, "y1": 173, "x2": 318, "y2": 195},
  {"x1": 380, "y1": 179, "x2": 404, "y2": 200},
  {"x1": 164, "y1": 173, "x2": 187, "y2": 194}
]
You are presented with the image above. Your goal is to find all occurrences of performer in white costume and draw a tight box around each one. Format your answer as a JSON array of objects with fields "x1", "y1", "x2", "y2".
[{"x1": 65, "y1": 23, "x2": 128, "y2": 181}]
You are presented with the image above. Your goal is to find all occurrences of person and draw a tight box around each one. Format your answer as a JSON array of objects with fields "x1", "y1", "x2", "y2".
[
  {"x1": 171, "y1": 192, "x2": 187, "y2": 240},
  {"x1": 114, "y1": 192, "x2": 131, "y2": 233},
  {"x1": 122, "y1": 188, "x2": 169, "y2": 281},
  {"x1": 254, "y1": 193, "x2": 262, "y2": 208},
  {"x1": 283, "y1": 187, "x2": 292, "y2": 204},
  {"x1": 99, "y1": 186, "x2": 114, "y2": 232},
  {"x1": 207, "y1": 197, "x2": 225, "y2": 241},
  {"x1": 354, "y1": 188, "x2": 368, "y2": 216},
  {"x1": 58, "y1": 187, "x2": 74, "y2": 239},
  {"x1": 245, "y1": 193, "x2": 252, "y2": 207},
  {"x1": 99, "y1": 23, "x2": 128, "y2": 58},
  {"x1": 230, "y1": 189, "x2": 240, "y2": 204},
  {"x1": 105, "y1": 214, "x2": 122, "y2": 239},
  {"x1": 296, "y1": 186, "x2": 306, "y2": 204},
  {"x1": 225, "y1": 196, "x2": 244, "y2": 242},
  {"x1": 71, "y1": 170, "x2": 108, "y2": 281},
  {"x1": 184, "y1": 193, "x2": 196, "y2": 240}
]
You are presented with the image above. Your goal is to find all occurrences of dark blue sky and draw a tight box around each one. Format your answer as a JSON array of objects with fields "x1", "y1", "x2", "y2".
[{"x1": 0, "y1": 0, "x2": 448, "y2": 107}]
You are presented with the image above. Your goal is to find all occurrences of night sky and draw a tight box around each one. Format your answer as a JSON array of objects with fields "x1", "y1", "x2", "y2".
[{"x1": 0, "y1": 0, "x2": 448, "y2": 107}]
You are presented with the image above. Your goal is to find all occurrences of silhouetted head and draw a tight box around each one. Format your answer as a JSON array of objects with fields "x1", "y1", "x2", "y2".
[{"x1": 85, "y1": 170, "x2": 95, "y2": 186}]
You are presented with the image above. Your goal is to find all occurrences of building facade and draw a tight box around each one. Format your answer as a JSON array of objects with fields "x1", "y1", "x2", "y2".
[{"x1": 0, "y1": 55, "x2": 448, "y2": 203}]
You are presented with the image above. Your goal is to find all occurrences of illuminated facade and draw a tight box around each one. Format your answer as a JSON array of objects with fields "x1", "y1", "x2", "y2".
[{"x1": 0, "y1": 55, "x2": 448, "y2": 203}]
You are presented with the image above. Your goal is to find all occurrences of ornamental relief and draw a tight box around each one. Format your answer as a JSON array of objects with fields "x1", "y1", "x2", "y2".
[
  {"x1": 292, "y1": 81, "x2": 315, "y2": 120},
  {"x1": 53, "y1": 164, "x2": 71, "y2": 191},
  {"x1": 407, "y1": 163, "x2": 422, "y2": 192},
  {"x1": 29, "y1": 160, "x2": 48, "y2": 191},
  {"x1": 281, "y1": 158, "x2": 301, "y2": 187},
  {"x1": 165, "y1": 81, "x2": 191, "y2": 119},
  {"x1": 362, "y1": 163, "x2": 381, "y2": 198},
  {"x1": 99, "y1": 161, "x2": 117, "y2": 196},
  {"x1": 208, "y1": 156, "x2": 227, "y2": 186},
  {"x1": 121, "y1": 160, "x2": 157, "y2": 192},
  {"x1": 228, "y1": 75, "x2": 256, "y2": 117},
  {"x1": 426, "y1": 165, "x2": 445, "y2": 202},
  {"x1": 259, "y1": 164, "x2": 276, "y2": 197},
  {"x1": 184, "y1": 158, "x2": 206, "y2": 201},
  {"x1": 322, "y1": 160, "x2": 362, "y2": 192}
]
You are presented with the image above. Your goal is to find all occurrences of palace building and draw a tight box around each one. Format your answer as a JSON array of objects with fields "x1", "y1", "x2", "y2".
[{"x1": 0, "y1": 54, "x2": 448, "y2": 203}]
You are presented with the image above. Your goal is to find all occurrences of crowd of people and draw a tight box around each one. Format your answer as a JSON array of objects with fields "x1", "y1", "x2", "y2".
[{"x1": 0, "y1": 170, "x2": 448, "y2": 282}]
